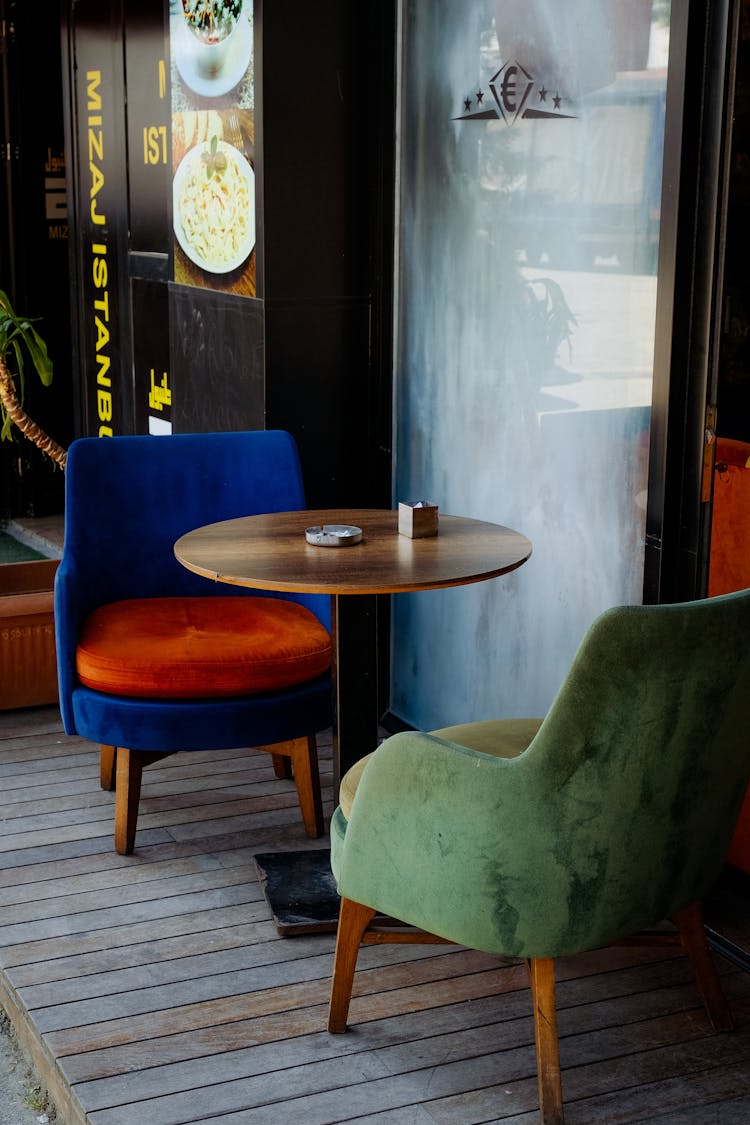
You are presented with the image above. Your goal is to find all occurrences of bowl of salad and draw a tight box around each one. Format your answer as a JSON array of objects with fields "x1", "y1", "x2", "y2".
[{"x1": 181, "y1": 0, "x2": 244, "y2": 78}]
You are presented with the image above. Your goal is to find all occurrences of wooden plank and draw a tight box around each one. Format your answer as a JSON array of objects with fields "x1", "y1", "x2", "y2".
[
  {"x1": 33, "y1": 948, "x2": 497, "y2": 1034},
  {"x1": 98, "y1": 1002, "x2": 750, "y2": 1125},
  {"x1": 45, "y1": 954, "x2": 523, "y2": 1055},
  {"x1": 1, "y1": 865, "x2": 263, "y2": 929},
  {"x1": 19, "y1": 936, "x2": 461, "y2": 1009},
  {"x1": 0, "y1": 747, "x2": 97, "y2": 777},
  {"x1": 0, "y1": 970, "x2": 88, "y2": 1125},
  {"x1": 50, "y1": 946, "x2": 738, "y2": 1073},
  {"x1": 0, "y1": 758, "x2": 333, "y2": 807},
  {"x1": 0, "y1": 794, "x2": 318, "y2": 853},
  {"x1": 1, "y1": 900, "x2": 274, "y2": 968},
  {"x1": 0, "y1": 827, "x2": 176, "y2": 868},
  {"x1": 58, "y1": 966, "x2": 750, "y2": 1091},
  {"x1": 0, "y1": 703, "x2": 62, "y2": 737},
  {"x1": 0, "y1": 853, "x2": 229, "y2": 907},
  {"x1": 0, "y1": 745, "x2": 324, "y2": 795},
  {"x1": 8, "y1": 920, "x2": 281, "y2": 989},
  {"x1": 0, "y1": 881, "x2": 264, "y2": 949},
  {"x1": 2, "y1": 705, "x2": 750, "y2": 1125},
  {"x1": 0, "y1": 788, "x2": 318, "y2": 838},
  {"x1": 72, "y1": 976, "x2": 750, "y2": 1115},
  {"x1": 0, "y1": 836, "x2": 214, "y2": 884}
]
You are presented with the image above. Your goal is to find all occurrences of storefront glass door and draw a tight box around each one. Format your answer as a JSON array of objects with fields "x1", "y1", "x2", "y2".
[{"x1": 391, "y1": 1, "x2": 672, "y2": 726}]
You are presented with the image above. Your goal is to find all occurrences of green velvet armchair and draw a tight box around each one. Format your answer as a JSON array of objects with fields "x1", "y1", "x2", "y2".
[{"x1": 328, "y1": 590, "x2": 750, "y2": 1125}]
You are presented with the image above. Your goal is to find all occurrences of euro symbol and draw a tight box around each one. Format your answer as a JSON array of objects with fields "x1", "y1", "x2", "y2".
[
  {"x1": 489, "y1": 60, "x2": 534, "y2": 124},
  {"x1": 501, "y1": 66, "x2": 519, "y2": 113}
]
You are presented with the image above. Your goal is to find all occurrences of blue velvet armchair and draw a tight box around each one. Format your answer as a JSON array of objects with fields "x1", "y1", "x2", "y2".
[
  {"x1": 55, "y1": 430, "x2": 333, "y2": 854},
  {"x1": 328, "y1": 589, "x2": 750, "y2": 1124}
]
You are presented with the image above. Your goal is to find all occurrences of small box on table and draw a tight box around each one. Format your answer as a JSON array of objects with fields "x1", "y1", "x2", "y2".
[{"x1": 398, "y1": 501, "x2": 439, "y2": 538}]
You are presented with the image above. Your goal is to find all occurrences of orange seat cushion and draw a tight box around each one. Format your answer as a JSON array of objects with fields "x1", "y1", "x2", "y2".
[{"x1": 76, "y1": 597, "x2": 332, "y2": 699}]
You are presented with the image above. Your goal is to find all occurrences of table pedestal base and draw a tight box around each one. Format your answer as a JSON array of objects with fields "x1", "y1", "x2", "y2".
[{"x1": 254, "y1": 849, "x2": 340, "y2": 935}]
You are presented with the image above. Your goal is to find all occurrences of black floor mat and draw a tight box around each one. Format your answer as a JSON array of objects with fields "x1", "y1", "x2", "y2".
[{"x1": 253, "y1": 848, "x2": 340, "y2": 934}]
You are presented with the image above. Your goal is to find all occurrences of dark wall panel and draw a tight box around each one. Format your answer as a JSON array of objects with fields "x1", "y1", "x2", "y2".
[
  {"x1": 0, "y1": 0, "x2": 73, "y2": 516},
  {"x1": 261, "y1": 0, "x2": 395, "y2": 508},
  {"x1": 169, "y1": 286, "x2": 264, "y2": 433},
  {"x1": 265, "y1": 301, "x2": 371, "y2": 508},
  {"x1": 260, "y1": 2, "x2": 373, "y2": 302},
  {"x1": 124, "y1": 0, "x2": 171, "y2": 255}
]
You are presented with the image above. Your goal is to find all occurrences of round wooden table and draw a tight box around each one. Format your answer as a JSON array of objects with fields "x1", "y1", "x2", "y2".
[
  {"x1": 175, "y1": 508, "x2": 532, "y2": 933},
  {"x1": 175, "y1": 508, "x2": 532, "y2": 777}
]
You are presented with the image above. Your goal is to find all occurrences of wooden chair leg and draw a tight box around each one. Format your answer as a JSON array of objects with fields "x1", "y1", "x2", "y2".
[
  {"x1": 328, "y1": 897, "x2": 377, "y2": 1033},
  {"x1": 100, "y1": 745, "x2": 117, "y2": 791},
  {"x1": 263, "y1": 737, "x2": 324, "y2": 838},
  {"x1": 288, "y1": 735, "x2": 325, "y2": 838},
  {"x1": 528, "y1": 957, "x2": 565, "y2": 1125},
  {"x1": 674, "y1": 899, "x2": 733, "y2": 1031},
  {"x1": 114, "y1": 748, "x2": 144, "y2": 856},
  {"x1": 271, "y1": 753, "x2": 292, "y2": 780}
]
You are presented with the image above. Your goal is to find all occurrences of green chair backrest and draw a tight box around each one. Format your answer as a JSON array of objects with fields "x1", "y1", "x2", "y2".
[
  {"x1": 519, "y1": 589, "x2": 750, "y2": 952},
  {"x1": 334, "y1": 589, "x2": 750, "y2": 958}
]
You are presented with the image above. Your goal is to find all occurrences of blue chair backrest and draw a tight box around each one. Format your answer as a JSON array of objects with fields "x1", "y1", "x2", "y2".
[{"x1": 61, "y1": 430, "x2": 308, "y2": 608}]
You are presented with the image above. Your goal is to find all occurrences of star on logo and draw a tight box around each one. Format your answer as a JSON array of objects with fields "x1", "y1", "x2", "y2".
[
  {"x1": 538, "y1": 87, "x2": 547, "y2": 102},
  {"x1": 476, "y1": 90, "x2": 484, "y2": 104},
  {"x1": 553, "y1": 93, "x2": 562, "y2": 110},
  {"x1": 464, "y1": 97, "x2": 472, "y2": 112}
]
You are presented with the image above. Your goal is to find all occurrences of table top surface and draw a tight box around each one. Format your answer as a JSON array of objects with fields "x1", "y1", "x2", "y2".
[{"x1": 174, "y1": 509, "x2": 532, "y2": 596}]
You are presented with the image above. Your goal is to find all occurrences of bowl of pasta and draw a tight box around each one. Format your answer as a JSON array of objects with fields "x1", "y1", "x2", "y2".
[{"x1": 172, "y1": 136, "x2": 255, "y2": 274}]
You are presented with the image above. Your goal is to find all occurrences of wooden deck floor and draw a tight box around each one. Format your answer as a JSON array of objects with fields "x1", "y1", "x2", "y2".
[{"x1": 1, "y1": 705, "x2": 750, "y2": 1125}]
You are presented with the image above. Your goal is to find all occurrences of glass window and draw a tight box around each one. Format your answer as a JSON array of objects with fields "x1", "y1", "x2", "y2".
[{"x1": 392, "y1": 0, "x2": 671, "y2": 726}]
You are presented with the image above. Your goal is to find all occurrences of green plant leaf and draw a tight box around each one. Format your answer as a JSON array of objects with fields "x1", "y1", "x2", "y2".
[
  {"x1": 0, "y1": 289, "x2": 55, "y2": 443},
  {"x1": 23, "y1": 325, "x2": 53, "y2": 385},
  {"x1": 9, "y1": 337, "x2": 26, "y2": 398}
]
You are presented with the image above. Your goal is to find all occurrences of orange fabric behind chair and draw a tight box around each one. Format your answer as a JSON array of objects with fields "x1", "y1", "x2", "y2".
[
  {"x1": 709, "y1": 437, "x2": 750, "y2": 874},
  {"x1": 76, "y1": 596, "x2": 332, "y2": 698},
  {"x1": 708, "y1": 438, "x2": 750, "y2": 598}
]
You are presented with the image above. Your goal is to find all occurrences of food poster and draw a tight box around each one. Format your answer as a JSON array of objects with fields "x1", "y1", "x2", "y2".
[{"x1": 169, "y1": 0, "x2": 257, "y2": 297}]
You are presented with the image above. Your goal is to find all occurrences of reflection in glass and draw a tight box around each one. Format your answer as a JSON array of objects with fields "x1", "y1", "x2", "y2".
[{"x1": 392, "y1": 1, "x2": 671, "y2": 727}]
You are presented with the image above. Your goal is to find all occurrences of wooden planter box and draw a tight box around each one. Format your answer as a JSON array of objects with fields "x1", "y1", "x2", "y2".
[{"x1": 0, "y1": 559, "x2": 59, "y2": 710}]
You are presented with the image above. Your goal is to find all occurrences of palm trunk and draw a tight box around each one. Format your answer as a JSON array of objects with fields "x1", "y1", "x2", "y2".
[{"x1": 0, "y1": 354, "x2": 67, "y2": 470}]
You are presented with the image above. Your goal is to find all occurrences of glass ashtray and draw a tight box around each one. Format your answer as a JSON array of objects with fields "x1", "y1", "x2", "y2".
[{"x1": 305, "y1": 524, "x2": 363, "y2": 548}]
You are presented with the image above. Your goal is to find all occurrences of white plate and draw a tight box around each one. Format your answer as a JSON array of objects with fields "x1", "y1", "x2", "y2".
[
  {"x1": 305, "y1": 525, "x2": 363, "y2": 548},
  {"x1": 172, "y1": 10, "x2": 253, "y2": 99},
  {"x1": 173, "y1": 140, "x2": 255, "y2": 274}
]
